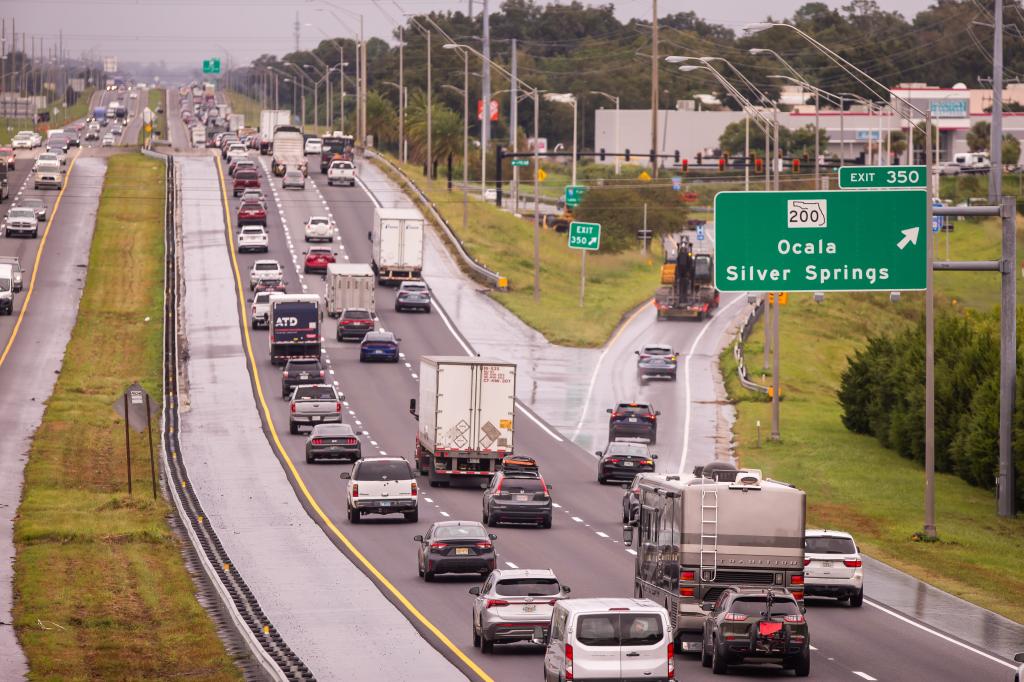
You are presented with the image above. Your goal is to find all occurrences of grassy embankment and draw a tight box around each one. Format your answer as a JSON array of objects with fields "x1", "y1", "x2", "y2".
[
  {"x1": 722, "y1": 215, "x2": 1024, "y2": 624},
  {"x1": 13, "y1": 154, "x2": 241, "y2": 679},
  {"x1": 0, "y1": 89, "x2": 96, "y2": 146},
  {"x1": 380, "y1": 154, "x2": 661, "y2": 347}
]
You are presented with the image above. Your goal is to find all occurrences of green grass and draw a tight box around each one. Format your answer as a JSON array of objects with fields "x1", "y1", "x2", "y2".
[
  {"x1": 13, "y1": 153, "x2": 241, "y2": 680},
  {"x1": 722, "y1": 289, "x2": 1024, "y2": 624},
  {"x1": 932, "y1": 216, "x2": 1024, "y2": 312},
  {"x1": 379, "y1": 154, "x2": 662, "y2": 347},
  {"x1": 1, "y1": 89, "x2": 96, "y2": 146}
]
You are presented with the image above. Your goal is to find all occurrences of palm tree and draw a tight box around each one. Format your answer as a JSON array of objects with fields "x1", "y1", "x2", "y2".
[
  {"x1": 404, "y1": 90, "x2": 465, "y2": 166},
  {"x1": 366, "y1": 90, "x2": 398, "y2": 148}
]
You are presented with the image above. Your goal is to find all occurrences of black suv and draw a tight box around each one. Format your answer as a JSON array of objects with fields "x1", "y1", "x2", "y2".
[
  {"x1": 596, "y1": 440, "x2": 656, "y2": 484},
  {"x1": 702, "y1": 587, "x2": 810, "y2": 677},
  {"x1": 607, "y1": 402, "x2": 660, "y2": 443},
  {"x1": 281, "y1": 358, "x2": 326, "y2": 398}
]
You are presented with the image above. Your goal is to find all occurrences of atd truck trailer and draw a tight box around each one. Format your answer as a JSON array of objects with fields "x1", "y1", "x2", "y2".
[{"x1": 410, "y1": 357, "x2": 516, "y2": 487}]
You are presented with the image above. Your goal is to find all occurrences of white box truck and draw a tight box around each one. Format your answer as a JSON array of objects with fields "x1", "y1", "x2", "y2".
[
  {"x1": 411, "y1": 357, "x2": 516, "y2": 487},
  {"x1": 191, "y1": 125, "x2": 206, "y2": 147},
  {"x1": 323, "y1": 263, "x2": 375, "y2": 317},
  {"x1": 371, "y1": 207, "x2": 424, "y2": 285},
  {"x1": 259, "y1": 109, "x2": 291, "y2": 155},
  {"x1": 228, "y1": 113, "x2": 245, "y2": 132}
]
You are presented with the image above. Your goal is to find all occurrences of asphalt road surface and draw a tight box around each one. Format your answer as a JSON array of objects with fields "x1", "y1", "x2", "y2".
[{"x1": 203, "y1": 144, "x2": 1015, "y2": 681}]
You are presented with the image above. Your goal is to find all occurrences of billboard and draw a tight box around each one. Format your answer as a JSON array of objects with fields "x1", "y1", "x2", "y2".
[{"x1": 103, "y1": 56, "x2": 118, "y2": 74}]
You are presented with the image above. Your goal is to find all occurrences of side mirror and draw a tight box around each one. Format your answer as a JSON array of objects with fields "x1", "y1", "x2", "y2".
[
  {"x1": 595, "y1": 451, "x2": 603, "y2": 457},
  {"x1": 700, "y1": 602, "x2": 714, "y2": 612},
  {"x1": 468, "y1": 586, "x2": 481, "y2": 596},
  {"x1": 606, "y1": 408, "x2": 613, "y2": 414},
  {"x1": 413, "y1": 535, "x2": 423, "y2": 542},
  {"x1": 634, "y1": 350, "x2": 639, "y2": 355},
  {"x1": 652, "y1": 454, "x2": 658, "y2": 460},
  {"x1": 409, "y1": 398, "x2": 417, "y2": 418},
  {"x1": 367, "y1": 230, "x2": 372, "y2": 241},
  {"x1": 655, "y1": 411, "x2": 661, "y2": 416},
  {"x1": 1014, "y1": 653, "x2": 1024, "y2": 663},
  {"x1": 338, "y1": 472, "x2": 351, "y2": 480},
  {"x1": 561, "y1": 585, "x2": 571, "y2": 594},
  {"x1": 622, "y1": 525, "x2": 634, "y2": 546},
  {"x1": 488, "y1": 533, "x2": 497, "y2": 541},
  {"x1": 546, "y1": 484, "x2": 553, "y2": 491}
]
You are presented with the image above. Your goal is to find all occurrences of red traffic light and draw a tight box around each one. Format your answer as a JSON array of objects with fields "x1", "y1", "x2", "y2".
[
  {"x1": 718, "y1": 158, "x2": 725, "y2": 171},
  {"x1": 755, "y1": 157, "x2": 763, "y2": 172},
  {"x1": 682, "y1": 159, "x2": 688, "y2": 172},
  {"x1": 793, "y1": 159, "x2": 801, "y2": 172}
]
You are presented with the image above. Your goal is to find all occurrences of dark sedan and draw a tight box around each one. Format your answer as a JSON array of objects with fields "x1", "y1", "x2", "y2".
[
  {"x1": 596, "y1": 440, "x2": 656, "y2": 484},
  {"x1": 305, "y1": 423, "x2": 361, "y2": 463},
  {"x1": 482, "y1": 472, "x2": 553, "y2": 528},
  {"x1": 415, "y1": 521, "x2": 496, "y2": 581},
  {"x1": 702, "y1": 587, "x2": 810, "y2": 676},
  {"x1": 359, "y1": 331, "x2": 400, "y2": 362},
  {"x1": 337, "y1": 307, "x2": 374, "y2": 341}
]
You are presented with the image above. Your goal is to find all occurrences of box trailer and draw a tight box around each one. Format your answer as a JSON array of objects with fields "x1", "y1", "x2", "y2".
[
  {"x1": 323, "y1": 263, "x2": 375, "y2": 317},
  {"x1": 411, "y1": 357, "x2": 516, "y2": 487},
  {"x1": 371, "y1": 207, "x2": 424, "y2": 285}
]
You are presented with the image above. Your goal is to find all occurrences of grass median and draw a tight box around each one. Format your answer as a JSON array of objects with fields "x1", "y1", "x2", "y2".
[
  {"x1": 13, "y1": 153, "x2": 241, "y2": 679},
  {"x1": 721, "y1": 215, "x2": 1024, "y2": 624},
  {"x1": 379, "y1": 155, "x2": 661, "y2": 347}
]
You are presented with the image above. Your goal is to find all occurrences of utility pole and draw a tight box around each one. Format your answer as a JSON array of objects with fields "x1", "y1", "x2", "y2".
[
  {"x1": 991, "y1": 0, "x2": 1003, "y2": 202},
  {"x1": 481, "y1": 0, "x2": 491, "y2": 198},
  {"x1": 399, "y1": 28, "x2": 405, "y2": 162},
  {"x1": 294, "y1": 12, "x2": 300, "y2": 53},
  {"x1": 924, "y1": 112, "x2": 936, "y2": 538},
  {"x1": 339, "y1": 45, "x2": 345, "y2": 133},
  {"x1": 651, "y1": 0, "x2": 659, "y2": 178},
  {"x1": 510, "y1": 38, "x2": 518, "y2": 212},
  {"x1": 770, "y1": 293, "x2": 781, "y2": 440},
  {"x1": 360, "y1": 14, "x2": 367, "y2": 148}
]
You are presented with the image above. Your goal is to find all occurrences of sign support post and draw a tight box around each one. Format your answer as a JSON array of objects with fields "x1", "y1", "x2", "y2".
[
  {"x1": 568, "y1": 221, "x2": 601, "y2": 307},
  {"x1": 771, "y1": 292, "x2": 781, "y2": 440},
  {"x1": 146, "y1": 393, "x2": 157, "y2": 499},
  {"x1": 123, "y1": 393, "x2": 133, "y2": 496}
]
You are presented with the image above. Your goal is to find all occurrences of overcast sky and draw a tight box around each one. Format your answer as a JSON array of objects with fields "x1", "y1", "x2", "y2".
[{"x1": 5, "y1": 0, "x2": 935, "y2": 68}]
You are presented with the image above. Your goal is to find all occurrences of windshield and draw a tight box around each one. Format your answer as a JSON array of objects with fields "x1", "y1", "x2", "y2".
[
  {"x1": 293, "y1": 386, "x2": 335, "y2": 400},
  {"x1": 0, "y1": 277, "x2": 10, "y2": 293},
  {"x1": 253, "y1": 293, "x2": 271, "y2": 304},
  {"x1": 286, "y1": 359, "x2": 320, "y2": 370},
  {"x1": 9, "y1": 209, "x2": 34, "y2": 219},
  {"x1": 495, "y1": 578, "x2": 560, "y2": 597},
  {"x1": 354, "y1": 460, "x2": 412, "y2": 481},
  {"x1": 343, "y1": 309, "x2": 371, "y2": 319},
  {"x1": 433, "y1": 525, "x2": 487, "y2": 541},
  {"x1": 576, "y1": 613, "x2": 664, "y2": 647},
  {"x1": 254, "y1": 262, "x2": 279, "y2": 271},
  {"x1": 241, "y1": 227, "x2": 264, "y2": 234},
  {"x1": 616, "y1": 404, "x2": 652, "y2": 416},
  {"x1": 642, "y1": 346, "x2": 673, "y2": 356},
  {"x1": 240, "y1": 202, "x2": 262, "y2": 212},
  {"x1": 605, "y1": 442, "x2": 649, "y2": 457},
  {"x1": 730, "y1": 597, "x2": 800, "y2": 618},
  {"x1": 805, "y1": 536, "x2": 857, "y2": 555},
  {"x1": 498, "y1": 478, "x2": 544, "y2": 493}
]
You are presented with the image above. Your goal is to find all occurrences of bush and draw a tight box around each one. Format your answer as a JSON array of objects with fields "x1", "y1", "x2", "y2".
[{"x1": 572, "y1": 185, "x2": 688, "y2": 253}]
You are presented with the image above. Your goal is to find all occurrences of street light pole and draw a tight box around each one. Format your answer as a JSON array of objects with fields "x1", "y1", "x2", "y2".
[
  {"x1": 590, "y1": 91, "x2": 621, "y2": 176},
  {"x1": 399, "y1": 27, "x2": 405, "y2": 162}
]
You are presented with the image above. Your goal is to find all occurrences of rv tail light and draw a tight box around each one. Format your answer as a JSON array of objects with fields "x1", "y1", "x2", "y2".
[
  {"x1": 790, "y1": 574, "x2": 804, "y2": 585},
  {"x1": 565, "y1": 644, "x2": 573, "y2": 680},
  {"x1": 667, "y1": 642, "x2": 675, "y2": 679},
  {"x1": 723, "y1": 613, "x2": 748, "y2": 622},
  {"x1": 843, "y1": 559, "x2": 863, "y2": 568},
  {"x1": 679, "y1": 587, "x2": 694, "y2": 597},
  {"x1": 680, "y1": 570, "x2": 695, "y2": 581}
]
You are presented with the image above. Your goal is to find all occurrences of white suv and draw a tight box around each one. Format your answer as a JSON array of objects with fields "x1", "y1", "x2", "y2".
[
  {"x1": 249, "y1": 259, "x2": 283, "y2": 290},
  {"x1": 804, "y1": 529, "x2": 864, "y2": 607},
  {"x1": 237, "y1": 226, "x2": 269, "y2": 253},
  {"x1": 340, "y1": 457, "x2": 418, "y2": 523},
  {"x1": 304, "y1": 216, "x2": 333, "y2": 242}
]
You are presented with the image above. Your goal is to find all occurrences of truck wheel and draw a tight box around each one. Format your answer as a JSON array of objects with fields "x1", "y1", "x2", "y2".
[
  {"x1": 429, "y1": 479, "x2": 440, "y2": 487},
  {"x1": 348, "y1": 507, "x2": 360, "y2": 523},
  {"x1": 289, "y1": 422, "x2": 298, "y2": 435},
  {"x1": 404, "y1": 509, "x2": 418, "y2": 523},
  {"x1": 850, "y1": 587, "x2": 864, "y2": 607}
]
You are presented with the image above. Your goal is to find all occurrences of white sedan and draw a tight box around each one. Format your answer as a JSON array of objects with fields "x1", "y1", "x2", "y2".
[
  {"x1": 11, "y1": 135, "x2": 34, "y2": 150},
  {"x1": 304, "y1": 216, "x2": 334, "y2": 242},
  {"x1": 282, "y1": 169, "x2": 306, "y2": 190},
  {"x1": 237, "y1": 226, "x2": 269, "y2": 253},
  {"x1": 304, "y1": 137, "x2": 323, "y2": 155},
  {"x1": 101, "y1": 134, "x2": 115, "y2": 147}
]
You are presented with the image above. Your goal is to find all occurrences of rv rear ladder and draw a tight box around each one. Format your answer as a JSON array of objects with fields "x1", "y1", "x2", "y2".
[{"x1": 699, "y1": 488, "x2": 718, "y2": 582}]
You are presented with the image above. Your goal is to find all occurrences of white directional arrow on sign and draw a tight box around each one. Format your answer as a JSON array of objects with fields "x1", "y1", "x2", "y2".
[{"x1": 897, "y1": 226, "x2": 920, "y2": 250}]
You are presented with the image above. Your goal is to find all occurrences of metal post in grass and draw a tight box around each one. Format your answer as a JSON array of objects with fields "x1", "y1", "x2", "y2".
[
  {"x1": 770, "y1": 293, "x2": 781, "y2": 441},
  {"x1": 146, "y1": 393, "x2": 157, "y2": 499},
  {"x1": 123, "y1": 393, "x2": 133, "y2": 496}
]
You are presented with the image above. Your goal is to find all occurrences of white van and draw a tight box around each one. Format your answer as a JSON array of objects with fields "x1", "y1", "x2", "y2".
[
  {"x1": 0, "y1": 264, "x2": 15, "y2": 315},
  {"x1": 539, "y1": 598, "x2": 674, "y2": 682}
]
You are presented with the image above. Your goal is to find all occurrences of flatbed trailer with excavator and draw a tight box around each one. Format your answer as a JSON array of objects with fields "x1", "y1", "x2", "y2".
[{"x1": 654, "y1": 233, "x2": 720, "y2": 321}]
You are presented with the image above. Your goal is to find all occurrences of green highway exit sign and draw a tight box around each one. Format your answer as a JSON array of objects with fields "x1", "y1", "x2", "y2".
[
  {"x1": 714, "y1": 190, "x2": 927, "y2": 292},
  {"x1": 511, "y1": 158, "x2": 530, "y2": 167},
  {"x1": 568, "y1": 221, "x2": 601, "y2": 250},
  {"x1": 838, "y1": 165, "x2": 926, "y2": 189},
  {"x1": 565, "y1": 185, "x2": 588, "y2": 208},
  {"x1": 202, "y1": 58, "x2": 221, "y2": 74}
]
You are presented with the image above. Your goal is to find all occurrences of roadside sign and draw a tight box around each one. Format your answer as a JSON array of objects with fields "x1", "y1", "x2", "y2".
[
  {"x1": 932, "y1": 200, "x2": 946, "y2": 232},
  {"x1": 696, "y1": 224, "x2": 705, "y2": 241},
  {"x1": 565, "y1": 185, "x2": 588, "y2": 208},
  {"x1": 202, "y1": 58, "x2": 221, "y2": 74},
  {"x1": 638, "y1": 170, "x2": 652, "y2": 182},
  {"x1": 568, "y1": 221, "x2": 601, "y2": 251},
  {"x1": 537, "y1": 168, "x2": 547, "y2": 182},
  {"x1": 142, "y1": 107, "x2": 154, "y2": 125},
  {"x1": 112, "y1": 382, "x2": 159, "y2": 433},
  {"x1": 838, "y1": 165, "x2": 927, "y2": 189},
  {"x1": 511, "y1": 158, "x2": 530, "y2": 167},
  {"x1": 671, "y1": 176, "x2": 682, "y2": 191},
  {"x1": 714, "y1": 190, "x2": 927, "y2": 292}
]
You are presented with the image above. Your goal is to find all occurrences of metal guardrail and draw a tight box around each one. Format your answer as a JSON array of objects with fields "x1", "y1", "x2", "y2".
[
  {"x1": 158, "y1": 153, "x2": 312, "y2": 681},
  {"x1": 371, "y1": 153, "x2": 505, "y2": 289},
  {"x1": 733, "y1": 297, "x2": 771, "y2": 395}
]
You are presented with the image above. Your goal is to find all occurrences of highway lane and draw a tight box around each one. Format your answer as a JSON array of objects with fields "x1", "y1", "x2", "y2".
[{"x1": 212, "y1": 149, "x2": 1015, "y2": 681}]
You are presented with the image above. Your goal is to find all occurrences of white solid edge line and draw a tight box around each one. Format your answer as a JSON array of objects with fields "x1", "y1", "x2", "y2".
[
  {"x1": 864, "y1": 598, "x2": 1016, "y2": 670},
  {"x1": 677, "y1": 294, "x2": 747, "y2": 475},
  {"x1": 505, "y1": 561, "x2": 519, "y2": 569},
  {"x1": 570, "y1": 337, "x2": 616, "y2": 441},
  {"x1": 851, "y1": 673, "x2": 877, "y2": 681}
]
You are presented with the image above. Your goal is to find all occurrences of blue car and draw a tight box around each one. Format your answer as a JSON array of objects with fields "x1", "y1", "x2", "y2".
[{"x1": 359, "y1": 331, "x2": 400, "y2": 363}]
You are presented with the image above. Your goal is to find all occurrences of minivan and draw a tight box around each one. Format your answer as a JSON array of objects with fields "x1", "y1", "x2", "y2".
[{"x1": 539, "y1": 598, "x2": 674, "y2": 681}]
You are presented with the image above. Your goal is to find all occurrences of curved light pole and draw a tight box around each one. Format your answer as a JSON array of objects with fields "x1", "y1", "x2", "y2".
[
  {"x1": 751, "y1": 48, "x2": 822, "y2": 183},
  {"x1": 382, "y1": 80, "x2": 406, "y2": 161},
  {"x1": 590, "y1": 90, "x2": 620, "y2": 175},
  {"x1": 544, "y1": 92, "x2": 577, "y2": 185}
]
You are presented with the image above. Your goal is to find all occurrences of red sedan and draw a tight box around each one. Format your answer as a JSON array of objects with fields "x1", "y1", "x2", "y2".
[
  {"x1": 303, "y1": 247, "x2": 336, "y2": 274},
  {"x1": 236, "y1": 201, "x2": 267, "y2": 227}
]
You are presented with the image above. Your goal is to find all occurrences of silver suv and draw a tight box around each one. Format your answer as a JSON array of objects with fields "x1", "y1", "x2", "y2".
[{"x1": 469, "y1": 568, "x2": 570, "y2": 653}]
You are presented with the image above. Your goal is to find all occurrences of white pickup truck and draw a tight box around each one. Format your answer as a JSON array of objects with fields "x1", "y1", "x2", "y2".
[
  {"x1": 340, "y1": 457, "x2": 419, "y2": 523},
  {"x1": 250, "y1": 291, "x2": 272, "y2": 329},
  {"x1": 327, "y1": 159, "x2": 356, "y2": 187},
  {"x1": 288, "y1": 384, "x2": 343, "y2": 433}
]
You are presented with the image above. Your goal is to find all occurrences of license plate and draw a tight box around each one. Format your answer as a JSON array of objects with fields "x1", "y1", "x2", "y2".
[
  {"x1": 374, "y1": 350, "x2": 384, "y2": 354},
  {"x1": 468, "y1": 458, "x2": 480, "y2": 464},
  {"x1": 522, "y1": 604, "x2": 536, "y2": 613},
  {"x1": 456, "y1": 548, "x2": 469, "y2": 555},
  {"x1": 299, "y1": 373, "x2": 309, "y2": 379},
  {"x1": 820, "y1": 561, "x2": 833, "y2": 568},
  {"x1": 623, "y1": 461, "x2": 635, "y2": 467},
  {"x1": 629, "y1": 417, "x2": 638, "y2": 422},
  {"x1": 380, "y1": 501, "x2": 392, "y2": 507},
  {"x1": 312, "y1": 416, "x2": 321, "y2": 421},
  {"x1": 516, "y1": 494, "x2": 529, "y2": 501}
]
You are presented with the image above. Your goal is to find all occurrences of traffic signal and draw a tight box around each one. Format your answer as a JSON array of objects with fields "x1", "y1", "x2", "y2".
[
  {"x1": 696, "y1": 152, "x2": 702, "y2": 165},
  {"x1": 718, "y1": 158, "x2": 725, "y2": 172},
  {"x1": 755, "y1": 157, "x2": 763, "y2": 173},
  {"x1": 723, "y1": 152, "x2": 729, "y2": 165},
  {"x1": 793, "y1": 158, "x2": 801, "y2": 173},
  {"x1": 674, "y1": 150, "x2": 680, "y2": 163},
  {"x1": 649, "y1": 149, "x2": 657, "y2": 166},
  {"x1": 599, "y1": 148, "x2": 606, "y2": 161},
  {"x1": 681, "y1": 159, "x2": 688, "y2": 173},
  {"x1": 625, "y1": 148, "x2": 631, "y2": 162}
]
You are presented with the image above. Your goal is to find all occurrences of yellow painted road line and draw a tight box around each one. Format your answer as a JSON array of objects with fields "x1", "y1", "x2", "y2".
[
  {"x1": 0, "y1": 150, "x2": 81, "y2": 369},
  {"x1": 213, "y1": 156, "x2": 494, "y2": 682}
]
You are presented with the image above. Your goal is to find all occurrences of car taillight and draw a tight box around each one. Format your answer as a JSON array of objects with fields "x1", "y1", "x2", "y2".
[
  {"x1": 804, "y1": 558, "x2": 810, "y2": 566},
  {"x1": 610, "y1": 412, "x2": 621, "y2": 418},
  {"x1": 319, "y1": 370, "x2": 325, "y2": 377},
  {"x1": 791, "y1": 574, "x2": 804, "y2": 585},
  {"x1": 643, "y1": 459, "x2": 653, "y2": 465},
  {"x1": 843, "y1": 559, "x2": 863, "y2": 568},
  {"x1": 430, "y1": 542, "x2": 447, "y2": 549},
  {"x1": 608, "y1": 458, "x2": 621, "y2": 464},
  {"x1": 565, "y1": 643, "x2": 573, "y2": 680},
  {"x1": 791, "y1": 590, "x2": 804, "y2": 601},
  {"x1": 723, "y1": 613, "x2": 748, "y2": 622},
  {"x1": 311, "y1": 439, "x2": 323, "y2": 445},
  {"x1": 646, "y1": 413, "x2": 656, "y2": 420},
  {"x1": 343, "y1": 437, "x2": 357, "y2": 445},
  {"x1": 680, "y1": 570, "x2": 695, "y2": 581},
  {"x1": 282, "y1": 371, "x2": 289, "y2": 378},
  {"x1": 410, "y1": 481, "x2": 418, "y2": 496},
  {"x1": 474, "y1": 541, "x2": 492, "y2": 550},
  {"x1": 485, "y1": 599, "x2": 508, "y2": 609},
  {"x1": 290, "y1": 403, "x2": 296, "y2": 413},
  {"x1": 783, "y1": 614, "x2": 806, "y2": 624},
  {"x1": 667, "y1": 641, "x2": 675, "y2": 679},
  {"x1": 351, "y1": 483, "x2": 358, "y2": 497},
  {"x1": 336, "y1": 402, "x2": 342, "y2": 412}
]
